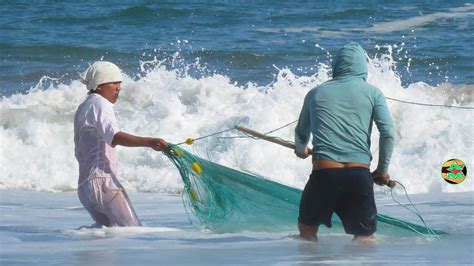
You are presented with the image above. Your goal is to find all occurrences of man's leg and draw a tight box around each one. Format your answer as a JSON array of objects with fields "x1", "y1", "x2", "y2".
[
  {"x1": 337, "y1": 168, "x2": 377, "y2": 242},
  {"x1": 298, "y1": 222, "x2": 319, "y2": 241},
  {"x1": 298, "y1": 170, "x2": 334, "y2": 241}
]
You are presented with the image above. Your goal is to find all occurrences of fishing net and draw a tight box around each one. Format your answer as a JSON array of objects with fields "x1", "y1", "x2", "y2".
[{"x1": 165, "y1": 144, "x2": 445, "y2": 237}]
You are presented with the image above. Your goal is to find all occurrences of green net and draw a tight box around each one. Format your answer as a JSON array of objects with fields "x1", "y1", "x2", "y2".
[{"x1": 165, "y1": 144, "x2": 446, "y2": 237}]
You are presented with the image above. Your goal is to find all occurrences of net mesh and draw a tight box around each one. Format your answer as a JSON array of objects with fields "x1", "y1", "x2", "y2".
[{"x1": 165, "y1": 144, "x2": 445, "y2": 237}]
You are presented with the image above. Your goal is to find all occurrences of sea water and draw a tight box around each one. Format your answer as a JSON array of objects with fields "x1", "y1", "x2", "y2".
[
  {"x1": 1, "y1": 191, "x2": 473, "y2": 264},
  {"x1": 1, "y1": 1, "x2": 473, "y2": 265}
]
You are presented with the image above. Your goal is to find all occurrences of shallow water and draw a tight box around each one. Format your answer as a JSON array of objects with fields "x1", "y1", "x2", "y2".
[{"x1": 0, "y1": 190, "x2": 472, "y2": 265}]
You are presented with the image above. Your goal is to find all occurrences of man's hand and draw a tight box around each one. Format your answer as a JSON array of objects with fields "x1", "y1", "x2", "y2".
[
  {"x1": 149, "y1": 138, "x2": 169, "y2": 152},
  {"x1": 295, "y1": 148, "x2": 310, "y2": 159},
  {"x1": 371, "y1": 171, "x2": 391, "y2": 186}
]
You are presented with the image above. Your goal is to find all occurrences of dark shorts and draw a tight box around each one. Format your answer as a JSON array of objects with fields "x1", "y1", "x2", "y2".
[{"x1": 298, "y1": 167, "x2": 377, "y2": 236}]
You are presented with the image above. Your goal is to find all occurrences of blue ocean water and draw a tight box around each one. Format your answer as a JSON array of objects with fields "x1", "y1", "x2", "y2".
[{"x1": 1, "y1": 1, "x2": 473, "y2": 95}]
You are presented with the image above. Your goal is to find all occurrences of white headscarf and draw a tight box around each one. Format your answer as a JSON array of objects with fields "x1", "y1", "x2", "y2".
[{"x1": 80, "y1": 61, "x2": 122, "y2": 91}]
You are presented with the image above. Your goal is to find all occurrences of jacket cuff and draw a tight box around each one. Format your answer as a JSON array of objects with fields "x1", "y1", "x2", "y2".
[{"x1": 294, "y1": 141, "x2": 307, "y2": 154}]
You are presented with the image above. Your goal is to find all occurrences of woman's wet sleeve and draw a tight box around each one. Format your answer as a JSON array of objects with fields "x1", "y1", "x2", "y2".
[{"x1": 92, "y1": 103, "x2": 120, "y2": 146}]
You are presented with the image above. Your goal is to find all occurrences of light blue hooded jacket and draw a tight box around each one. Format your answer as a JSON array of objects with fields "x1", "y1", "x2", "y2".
[{"x1": 295, "y1": 42, "x2": 395, "y2": 173}]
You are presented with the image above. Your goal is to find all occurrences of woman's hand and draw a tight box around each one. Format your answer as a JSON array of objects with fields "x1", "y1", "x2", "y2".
[{"x1": 149, "y1": 138, "x2": 169, "y2": 152}]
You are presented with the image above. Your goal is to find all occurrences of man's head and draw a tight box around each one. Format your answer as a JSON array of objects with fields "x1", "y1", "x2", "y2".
[
  {"x1": 332, "y1": 42, "x2": 368, "y2": 80},
  {"x1": 80, "y1": 61, "x2": 123, "y2": 103}
]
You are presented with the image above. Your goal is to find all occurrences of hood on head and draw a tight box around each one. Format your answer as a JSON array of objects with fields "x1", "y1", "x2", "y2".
[{"x1": 332, "y1": 42, "x2": 368, "y2": 80}]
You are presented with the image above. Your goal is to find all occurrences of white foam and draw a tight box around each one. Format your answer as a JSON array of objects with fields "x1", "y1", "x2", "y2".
[
  {"x1": 63, "y1": 226, "x2": 180, "y2": 239},
  {"x1": 0, "y1": 48, "x2": 472, "y2": 194},
  {"x1": 256, "y1": 27, "x2": 345, "y2": 37},
  {"x1": 368, "y1": 4, "x2": 474, "y2": 33},
  {"x1": 258, "y1": 4, "x2": 474, "y2": 35}
]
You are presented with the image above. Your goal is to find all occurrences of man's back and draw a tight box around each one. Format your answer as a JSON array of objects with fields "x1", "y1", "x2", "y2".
[
  {"x1": 295, "y1": 42, "x2": 396, "y2": 241},
  {"x1": 295, "y1": 42, "x2": 394, "y2": 172},
  {"x1": 305, "y1": 78, "x2": 382, "y2": 163}
]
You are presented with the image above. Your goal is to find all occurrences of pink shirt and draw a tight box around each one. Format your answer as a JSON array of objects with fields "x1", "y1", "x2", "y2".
[{"x1": 74, "y1": 94, "x2": 120, "y2": 184}]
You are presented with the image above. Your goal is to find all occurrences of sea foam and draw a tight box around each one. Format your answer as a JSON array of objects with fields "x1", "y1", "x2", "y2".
[{"x1": 0, "y1": 49, "x2": 472, "y2": 194}]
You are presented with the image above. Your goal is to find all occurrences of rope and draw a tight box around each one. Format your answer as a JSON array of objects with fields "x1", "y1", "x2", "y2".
[
  {"x1": 176, "y1": 127, "x2": 236, "y2": 145},
  {"x1": 390, "y1": 181, "x2": 440, "y2": 240},
  {"x1": 262, "y1": 120, "x2": 298, "y2": 135},
  {"x1": 386, "y1": 97, "x2": 474, "y2": 110},
  {"x1": 176, "y1": 120, "x2": 299, "y2": 144},
  {"x1": 176, "y1": 95, "x2": 471, "y2": 145},
  {"x1": 217, "y1": 120, "x2": 299, "y2": 141}
]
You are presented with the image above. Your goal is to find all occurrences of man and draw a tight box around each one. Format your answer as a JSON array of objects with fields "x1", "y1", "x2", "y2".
[
  {"x1": 74, "y1": 61, "x2": 168, "y2": 227},
  {"x1": 294, "y1": 42, "x2": 395, "y2": 242}
]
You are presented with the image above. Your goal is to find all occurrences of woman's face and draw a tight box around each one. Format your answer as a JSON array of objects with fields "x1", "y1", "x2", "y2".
[{"x1": 96, "y1": 82, "x2": 122, "y2": 103}]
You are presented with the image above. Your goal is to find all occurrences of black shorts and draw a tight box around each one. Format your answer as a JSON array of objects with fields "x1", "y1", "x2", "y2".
[{"x1": 298, "y1": 167, "x2": 377, "y2": 236}]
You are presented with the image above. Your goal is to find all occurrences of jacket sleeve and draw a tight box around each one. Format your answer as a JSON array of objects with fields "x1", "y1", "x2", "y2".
[
  {"x1": 373, "y1": 91, "x2": 395, "y2": 173},
  {"x1": 294, "y1": 92, "x2": 312, "y2": 153}
]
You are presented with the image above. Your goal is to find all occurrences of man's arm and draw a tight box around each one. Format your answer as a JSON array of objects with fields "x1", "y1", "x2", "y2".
[
  {"x1": 372, "y1": 91, "x2": 395, "y2": 183},
  {"x1": 295, "y1": 92, "x2": 312, "y2": 159},
  {"x1": 112, "y1": 131, "x2": 168, "y2": 152}
]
